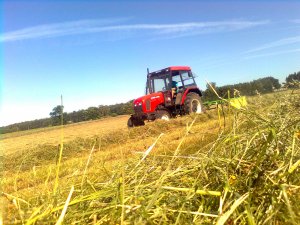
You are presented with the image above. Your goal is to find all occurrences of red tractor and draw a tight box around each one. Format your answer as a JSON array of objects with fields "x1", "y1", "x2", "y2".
[{"x1": 128, "y1": 66, "x2": 205, "y2": 127}]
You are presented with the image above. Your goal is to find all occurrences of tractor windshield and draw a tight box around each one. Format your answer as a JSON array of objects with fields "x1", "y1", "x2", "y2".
[
  {"x1": 152, "y1": 74, "x2": 170, "y2": 93},
  {"x1": 153, "y1": 78, "x2": 166, "y2": 92}
]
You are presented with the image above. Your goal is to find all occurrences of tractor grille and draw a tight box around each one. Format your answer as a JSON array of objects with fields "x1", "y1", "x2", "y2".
[
  {"x1": 134, "y1": 105, "x2": 143, "y2": 114},
  {"x1": 146, "y1": 99, "x2": 151, "y2": 111}
]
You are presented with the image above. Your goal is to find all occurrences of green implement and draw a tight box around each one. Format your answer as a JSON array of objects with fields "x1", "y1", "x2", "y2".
[{"x1": 203, "y1": 96, "x2": 247, "y2": 109}]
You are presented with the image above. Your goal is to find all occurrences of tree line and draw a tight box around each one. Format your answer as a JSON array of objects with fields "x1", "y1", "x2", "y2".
[
  {"x1": 1, "y1": 72, "x2": 299, "y2": 134},
  {"x1": 203, "y1": 76, "x2": 282, "y2": 101},
  {"x1": 49, "y1": 102, "x2": 134, "y2": 126},
  {"x1": 284, "y1": 71, "x2": 300, "y2": 88},
  {"x1": 0, "y1": 102, "x2": 134, "y2": 133}
]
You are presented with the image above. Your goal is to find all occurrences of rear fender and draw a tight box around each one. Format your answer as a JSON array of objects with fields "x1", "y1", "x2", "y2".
[{"x1": 180, "y1": 88, "x2": 202, "y2": 105}]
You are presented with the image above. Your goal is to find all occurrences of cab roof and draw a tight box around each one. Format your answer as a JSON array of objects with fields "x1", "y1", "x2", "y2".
[{"x1": 148, "y1": 66, "x2": 191, "y2": 78}]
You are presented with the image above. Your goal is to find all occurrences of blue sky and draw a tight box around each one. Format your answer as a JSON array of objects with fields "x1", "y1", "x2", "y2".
[{"x1": 1, "y1": 1, "x2": 300, "y2": 126}]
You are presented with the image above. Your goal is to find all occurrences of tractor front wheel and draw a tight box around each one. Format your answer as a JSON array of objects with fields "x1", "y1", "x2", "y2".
[
  {"x1": 127, "y1": 116, "x2": 145, "y2": 128},
  {"x1": 127, "y1": 117, "x2": 134, "y2": 127},
  {"x1": 184, "y1": 93, "x2": 205, "y2": 114}
]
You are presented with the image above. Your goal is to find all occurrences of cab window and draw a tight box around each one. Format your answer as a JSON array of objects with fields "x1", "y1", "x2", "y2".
[{"x1": 153, "y1": 77, "x2": 166, "y2": 92}]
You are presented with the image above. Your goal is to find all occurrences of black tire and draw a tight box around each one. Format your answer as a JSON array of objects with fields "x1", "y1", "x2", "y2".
[
  {"x1": 184, "y1": 92, "x2": 205, "y2": 114},
  {"x1": 127, "y1": 117, "x2": 134, "y2": 128},
  {"x1": 135, "y1": 119, "x2": 145, "y2": 126},
  {"x1": 156, "y1": 110, "x2": 171, "y2": 121},
  {"x1": 127, "y1": 116, "x2": 145, "y2": 128}
]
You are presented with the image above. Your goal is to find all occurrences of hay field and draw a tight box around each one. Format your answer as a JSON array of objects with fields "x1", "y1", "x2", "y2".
[
  {"x1": 2, "y1": 90, "x2": 300, "y2": 224},
  {"x1": 2, "y1": 115, "x2": 128, "y2": 156}
]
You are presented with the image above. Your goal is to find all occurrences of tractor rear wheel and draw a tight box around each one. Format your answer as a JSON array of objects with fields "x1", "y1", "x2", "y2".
[
  {"x1": 184, "y1": 93, "x2": 205, "y2": 114},
  {"x1": 157, "y1": 110, "x2": 171, "y2": 121}
]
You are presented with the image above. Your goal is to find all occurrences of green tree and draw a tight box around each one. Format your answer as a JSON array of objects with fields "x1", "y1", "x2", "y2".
[
  {"x1": 286, "y1": 71, "x2": 300, "y2": 88},
  {"x1": 86, "y1": 107, "x2": 100, "y2": 120},
  {"x1": 50, "y1": 105, "x2": 64, "y2": 125},
  {"x1": 203, "y1": 82, "x2": 218, "y2": 101}
]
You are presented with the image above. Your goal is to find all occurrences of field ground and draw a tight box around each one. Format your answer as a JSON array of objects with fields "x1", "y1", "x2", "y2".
[{"x1": 1, "y1": 90, "x2": 300, "y2": 224}]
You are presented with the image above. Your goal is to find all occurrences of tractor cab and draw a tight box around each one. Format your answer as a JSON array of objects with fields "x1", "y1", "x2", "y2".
[
  {"x1": 146, "y1": 66, "x2": 197, "y2": 106},
  {"x1": 146, "y1": 66, "x2": 197, "y2": 94}
]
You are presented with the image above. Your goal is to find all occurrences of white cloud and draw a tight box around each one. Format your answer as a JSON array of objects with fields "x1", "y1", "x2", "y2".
[
  {"x1": 0, "y1": 19, "x2": 269, "y2": 43},
  {"x1": 290, "y1": 19, "x2": 300, "y2": 24},
  {"x1": 245, "y1": 35, "x2": 300, "y2": 53},
  {"x1": 0, "y1": 18, "x2": 125, "y2": 42},
  {"x1": 156, "y1": 20, "x2": 268, "y2": 34},
  {"x1": 244, "y1": 48, "x2": 300, "y2": 59}
]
